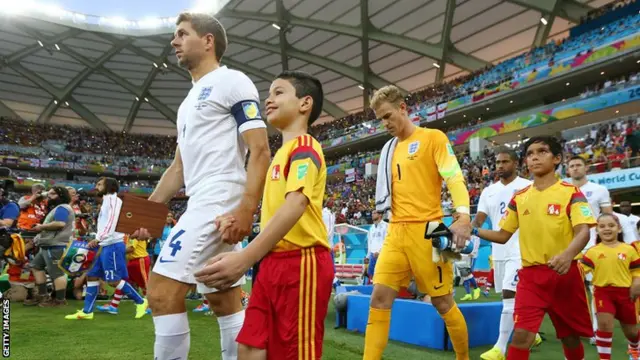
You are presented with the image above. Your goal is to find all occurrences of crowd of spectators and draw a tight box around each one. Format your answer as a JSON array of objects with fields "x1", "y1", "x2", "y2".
[{"x1": 579, "y1": 0, "x2": 637, "y2": 24}]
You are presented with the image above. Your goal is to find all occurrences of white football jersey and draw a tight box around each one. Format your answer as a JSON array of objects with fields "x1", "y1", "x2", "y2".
[
  {"x1": 577, "y1": 181, "x2": 611, "y2": 248},
  {"x1": 477, "y1": 176, "x2": 532, "y2": 261},
  {"x1": 367, "y1": 221, "x2": 389, "y2": 255},
  {"x1": 614, "y1": 212, "x2": 640, "y2": 244},
  {"x1": 322, "y1": 207, "x2": 336, "y2": 247},
  {"x1": 176, "y1": 66, "x2": 266, "y2": 200}
]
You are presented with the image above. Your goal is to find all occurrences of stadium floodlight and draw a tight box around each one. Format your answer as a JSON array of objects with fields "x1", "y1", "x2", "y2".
[
  {"x1": 64, "y1": 101, "x2": 69, "y2": 106},
  {"x1": 135, "y1": 97, "x2": 139, "y2": 101},
  {"x1": 37, "y1": 40, "x2": 44, "y2": 47},
  {"x1": 272, "y1": 23, "x2": 281, "y2": 30},
  {"x1": 53, "y1": 100, "x2": 58, "y2": 105},
  {"x1": 54, "y1": 44, "x2": 60, "y2": 51},
  {"x1": 138, "y1": 17, "x2": 163, "y2": 29},
  {"x1": 540, "y1": 18, "x2": 548, "y2": 25},
  {"x1": 144, "y1": 98, "x2": 149, "y2": 102},
  {"x1": 357, "y1": 85, "x2": 364, "y2": 90},
  {"x1": 433, "y1": 62, "x2": 440, "y2": 68},
  {"x1": 162, "y1": 63, "x2": 168, "y2": 68},
  {"x1": 153, "y1": 63, "x2": 158, "y2": 68}
]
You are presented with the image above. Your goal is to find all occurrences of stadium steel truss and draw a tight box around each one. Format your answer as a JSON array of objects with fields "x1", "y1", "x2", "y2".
[{"x1": 0, "y1": 0, "x2": 597, "y2": 134}]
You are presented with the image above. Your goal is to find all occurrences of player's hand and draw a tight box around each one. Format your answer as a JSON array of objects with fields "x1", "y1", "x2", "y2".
[
  {"x1": 449, "y1": 214, "x2": 472, "y2": 249},
  {"x1": 31, "y1": 224, "x2": 44, "y2": 232},
  {"x1": 215, "y1": 207, "x2": 253, "y2": 245},
  {"x1": 87, "y1": 240, "x2": 99, "y2": 249},
  {"x1": 548, "y1": 252, "x2": 572, "y2": 275},
  {"x1": 630, "y1": 285, "x2": 640, "y2": 301},
  {"x1": 131, "y1": 228, "x2": 152, "y2": 240},
  {"x1": 194, "y1": 251, "x2": 250, "y2": 290}
]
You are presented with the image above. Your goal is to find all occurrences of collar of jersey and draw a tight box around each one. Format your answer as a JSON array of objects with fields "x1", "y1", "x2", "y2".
[{"x1": 192, "y1": 65, "x2": 227, "y2": 85}]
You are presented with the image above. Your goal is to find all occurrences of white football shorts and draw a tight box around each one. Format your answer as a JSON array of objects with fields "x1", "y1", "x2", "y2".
[
  {"x1": 493, "y1": 258, "x2": 521, "y2": 293},
  {"x1": 152, "y1": 184, "x2": 246, "y2": 294}
]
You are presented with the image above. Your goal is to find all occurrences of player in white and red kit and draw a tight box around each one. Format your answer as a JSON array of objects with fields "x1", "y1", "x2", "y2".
[
  {"x1": 475, "y1": 148, "x2": 540, "y2": 360},
  {"x1": 134, "y1": 12, "x2": 271, "y2": 360},
  {"x1": 567, "y1": 155, "x2": 613, "y2": 344}
]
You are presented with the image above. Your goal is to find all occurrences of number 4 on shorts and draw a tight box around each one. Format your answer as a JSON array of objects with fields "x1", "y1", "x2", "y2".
[{"x1": 168, "y1": 229, "x2": 185, "y2": 257}]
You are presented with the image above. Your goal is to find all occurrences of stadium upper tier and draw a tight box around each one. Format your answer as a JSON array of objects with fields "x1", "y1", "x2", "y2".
[{"x1": 0, "y1": 0, "x2": 635, "y2": 134}]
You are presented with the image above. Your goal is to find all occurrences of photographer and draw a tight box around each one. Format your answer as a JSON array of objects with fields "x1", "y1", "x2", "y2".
[
  {"x1": 66, "y1": 187, "x2": 89, "y2": 238},
  {"x1": 17, "y1": 184, "x2": 48, "y2": 231},
  {"x1": 0, "y1": 186, "x2": 19, "y2": 228},
  {"x1": 24, "y1": 186, "x2": 75, "y2": 307}
]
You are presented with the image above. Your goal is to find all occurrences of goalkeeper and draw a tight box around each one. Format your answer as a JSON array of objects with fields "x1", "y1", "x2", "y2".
[{"x1": 364, "y1": 85, "x2": 472, "y2": 360}]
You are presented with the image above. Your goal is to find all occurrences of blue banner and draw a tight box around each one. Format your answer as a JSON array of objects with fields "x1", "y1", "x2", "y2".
[{"x1": 566, "y1": 167, "x2": 640, "y2": 191}]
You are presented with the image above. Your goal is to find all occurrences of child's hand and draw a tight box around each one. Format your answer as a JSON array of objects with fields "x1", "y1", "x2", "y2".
[{"x1": 630, "y1": 283, "x2": 640, "y2": 301}]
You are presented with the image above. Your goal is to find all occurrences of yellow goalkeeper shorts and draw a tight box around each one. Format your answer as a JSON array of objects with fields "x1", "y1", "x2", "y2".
[{"x1": 373, "y1": 222, "x2": 453, "y2": 297}]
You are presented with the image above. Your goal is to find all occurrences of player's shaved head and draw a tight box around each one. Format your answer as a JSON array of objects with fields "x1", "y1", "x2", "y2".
[
  {"x1": 495, "y1": 146, "x2": 518, "y2": 162},
  {"x1": 175, "y1": 12, "x2": 227, "y2": 62},
  {"x1": 275, "y1": 70, "x2": 324, "y2": 125}
]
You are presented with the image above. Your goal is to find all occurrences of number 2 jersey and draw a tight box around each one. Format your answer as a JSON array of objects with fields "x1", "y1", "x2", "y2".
[
  {"x1": 261, "y1": 135, "x2": 328, "y2": 252},
  {"x1": 390, "y1": 127, "x2": 468, "y2": 223},
  {"x1": 477, "y1": 177, "x2": 532, "y2": 261}
]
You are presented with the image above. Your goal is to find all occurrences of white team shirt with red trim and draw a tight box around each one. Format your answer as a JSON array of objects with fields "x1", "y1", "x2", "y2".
[
  {"x1": 96, "y1": 193, "x2": 124, "y2": 246},
  {"x1": 176, "y1": 66, "x2": 266, "y2": 201}
]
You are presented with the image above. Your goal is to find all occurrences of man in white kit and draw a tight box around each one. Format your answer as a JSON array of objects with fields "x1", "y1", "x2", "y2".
[
  {"x1": 134, "y1": 12, "x2": 271, "y2": 360},
  {"x1": 476, "y1": 148, "x2": 541, "y2": 360},
  {"x1": 567, "y1": 155, "x2": 612, "y2": 344},
  {"x1": 366, "y1": 210, "x2": 388, "y2": 281}
]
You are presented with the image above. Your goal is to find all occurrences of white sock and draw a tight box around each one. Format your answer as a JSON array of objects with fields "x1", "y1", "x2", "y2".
[
  {"x1": 496, "y1": 298, "x2": 515, "y2": 354},
  {"x1": 153, "y1": 313, "x2": 190, "y2": 360},
  {"x1": 218, "y1": 310, "x2": 245, "y2": 360}
]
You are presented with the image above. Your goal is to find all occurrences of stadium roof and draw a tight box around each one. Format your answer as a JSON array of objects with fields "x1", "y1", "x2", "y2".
[{"x1": 0, "y1": 0, "x2": 612, "y2": 135}]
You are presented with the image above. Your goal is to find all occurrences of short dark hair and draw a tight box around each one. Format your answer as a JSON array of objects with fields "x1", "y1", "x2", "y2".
[
  {"x1": 495, "y1": 146, "x2": 518, "y2": 162},
  {"x1": 568, "y1": 156, "x2": 587, "y2": 165},
  {"x1": 176, "y1": 12, "x2": 227, "y2": 62},
  {"x1": 276, "y1": 70, "x2": 324, "y2": 125},
  {"x1": 50, "y1": 186, "x2": 71, "y2": 204},
  {"x1": 99, "y1": 177, "x2": 119, "y2": 194},
  {"x1": 522, "y1": 136, "x2": 563, "y2": 165}
]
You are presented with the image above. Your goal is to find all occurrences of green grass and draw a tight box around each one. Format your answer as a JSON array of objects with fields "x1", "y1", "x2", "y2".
[{"x1": 8, "y1": 286, "x2": 632, "y2": 359}]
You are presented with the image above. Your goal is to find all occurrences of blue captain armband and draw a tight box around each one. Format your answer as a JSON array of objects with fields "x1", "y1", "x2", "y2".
[{"x1": 230, "y1": 100, "x2": 262, "y2": 128}]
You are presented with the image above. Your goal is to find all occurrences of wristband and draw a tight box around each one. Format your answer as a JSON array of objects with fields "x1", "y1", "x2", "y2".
[
  {"x1": 456, "y1": 206, "x2": 470, "y2": 215},
  {"x1": 471, "y1": 227, "x2": 479, "y2": 236}
]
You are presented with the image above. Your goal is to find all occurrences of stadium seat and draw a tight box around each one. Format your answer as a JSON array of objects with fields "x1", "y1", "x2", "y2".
[{"x1": 334, "y1": 264, "x2": 365, "y2": 284}]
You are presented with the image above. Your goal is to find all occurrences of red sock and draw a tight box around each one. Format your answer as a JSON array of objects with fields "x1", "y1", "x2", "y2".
[
  {"x1": 627, "y1": 330, "x2": 639, "y2": 351},
  {"x1": 203, "y1": 299, "x2": 209, "y2": 306},
  {"x1": 563, "y1": 342, "x2": 585, "y2": 360},
  {"x1": 110, "y1": 289, "x2": 123, "y2": 309},
  {"x1": 507, "y1": 346, "x2": 529, "y2": 360}
]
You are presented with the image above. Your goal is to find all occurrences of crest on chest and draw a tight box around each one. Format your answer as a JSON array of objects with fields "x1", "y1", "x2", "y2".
[{"x1": 407, "y1": 141, "x2": 420, "y2": 160}]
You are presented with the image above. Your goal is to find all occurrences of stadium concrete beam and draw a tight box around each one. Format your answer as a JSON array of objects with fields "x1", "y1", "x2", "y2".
[
  {"x1": 437, "y1": 0, "x2": 456, "y2": 83},
  {"x1": 9, "y1": 63, "x2": 110, "y2": 130},
  {"x1": 227, "y1": 35, "x2": 406, "y2": 94},
  {"x1": 124, "y1": 44, "x2": 180, "y2": 132},
  {"x1": 222, "y1": 58, "x2": 348, "y2": 119},
  {"x1": 275, "y1": 0, "x2": 289, "y2": 71},
  {"x1": 0, "y1": 100, "x2": 21, "y2": 120},
  {"x1": 532, "y1": 14, "x2": 556, "y2": 48},
  {"x1": 219, "y1": 10, "x2": 489, "y2": 72},
  {"x1": 506, "y1": 0, "x2": 591, "y2": 23},
  {"x1": 57, "y1": 44, "x2": 177, "y2": 123},
  {"x1": 4, "y1": 29, "x2": 81, "y2": 65},
  {"x1": 360, "y1": 0, "x2": 371, "y2": 108},
  {"x1": 37, "y1": 41, "x2": 132, "y2": 124}
]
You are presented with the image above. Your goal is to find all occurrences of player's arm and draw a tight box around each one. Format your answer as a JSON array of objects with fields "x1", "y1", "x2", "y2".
[
  {"x1": 599, "y1": 190, "x2": 613, "y2": 214},
  {"x1": 432, "y1": 130, "x2": 471, "y2": 246},
  {"x1": 148, "y1": 146, "x2": 184, "y2": 204},
  {"x1": 475, "y1": 197, "x2": 518, "y2": 244},
  {"x1": 92, "y1": 197, "x2": 119, "y2": 246},
  {"x1": 18, "y1": 195, "x2": 39, "y2": 209},
  {"x1": 126, "y1": 239, "x2": 136, "y2": 254},
  {"x1": 0, "y1": 203, "x2": 19, "y2": 227},
  {"x1": 629, "y1": 250, "x2": 640, "y2": 299},
  {"x1": 238, "y1": 128, "x2": 271, "y2": 215}
]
